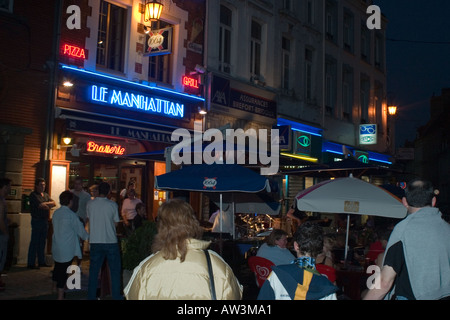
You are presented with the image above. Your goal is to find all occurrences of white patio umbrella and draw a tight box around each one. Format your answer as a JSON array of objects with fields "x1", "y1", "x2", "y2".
[{"x1": 294, "y1": 175, "x2": 407, "y2": 260}]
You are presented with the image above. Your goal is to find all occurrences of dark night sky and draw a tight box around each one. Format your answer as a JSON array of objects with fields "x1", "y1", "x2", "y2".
[{"x1": 372, "y1": 0, "x2": 450, "y2": 148}]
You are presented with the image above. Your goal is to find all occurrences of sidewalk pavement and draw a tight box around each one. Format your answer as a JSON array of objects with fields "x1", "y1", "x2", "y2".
[
  {"x1": 0, "y1": 259, "x2": 90, "y2": 300},
  {"x1": 0, "y1": 254, "x2": 259, "y2": 300}
]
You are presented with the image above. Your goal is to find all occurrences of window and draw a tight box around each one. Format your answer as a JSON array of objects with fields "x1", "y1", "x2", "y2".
[
  {"x1": 305, "y1": 48, "x2": 313, "y2": 101},
  {"x1": 307, "y1": 0, "x2": 314, "y2": 24},
  {"x1": 219, "y1": 5, "x2": 232, "y2": 74},
  {"x1": 282, "y1": 37, "x2": 291, "y2": 91},
  {"x1": 250, "y1": 20, "x2": 262, "y2": 77},
  {"x1": 0, "y1": 0, "x2": 13, "y2": 12},
  {"x1": 343, "y1": 9, "x2": 354, "y2": 52},
  {"x1": 325, "y1": 1, "x2": 337, "y2": 43},
  {"x1": 148, "y1": 20, "x2": 172, "y2": 84},
  {"x1": 361, "y1": 21, "x2": 371, "y2": 62},
  {"x1": 374, "y1": 32, "x2": 384, "y2": 69},
  {"x1": 342, "y1": 65, "x2": 354, "y2": 121},
  {"x1": 283, "y1": 0, "x2": 292, "y2": 11},
  {"x1": 96, "y1": 0, "x2": 127, "y2": 72}
]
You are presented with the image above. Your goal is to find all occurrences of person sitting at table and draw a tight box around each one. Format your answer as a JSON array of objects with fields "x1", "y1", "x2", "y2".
[
  {"x1": 257, "y1": 222, "x2": 338, "y2": 300},
  {"x1": 316, "y1": 234, "x2": 337, "y2": 268},
  {"x1": 367, "y1": 228, "x2": 392, "y2": 266},
  {"x1": 256, "y1": 229, "x2": 296, "y2": 265}
]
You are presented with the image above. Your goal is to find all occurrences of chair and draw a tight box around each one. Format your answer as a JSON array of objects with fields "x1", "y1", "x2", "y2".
[
  {"x1": 316, "y1": 264, "x2": 337, "y2": 283},
  {"x1": 247, "y1": 256, "x2": 275, "y2": 288}
]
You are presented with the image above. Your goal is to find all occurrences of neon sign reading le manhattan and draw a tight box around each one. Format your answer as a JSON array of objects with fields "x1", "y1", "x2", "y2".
[{"x1": 90, "y1": 85, "x2": 184, "y2": 118}]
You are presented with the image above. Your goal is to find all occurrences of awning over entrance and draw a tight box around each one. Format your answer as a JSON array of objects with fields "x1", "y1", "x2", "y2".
[
  {"x1": 56, "y1": 107, "x2": 181, "y2": 145},
  {"x1": 279, "y1": 158, "x2": 399, "y2": 178}
]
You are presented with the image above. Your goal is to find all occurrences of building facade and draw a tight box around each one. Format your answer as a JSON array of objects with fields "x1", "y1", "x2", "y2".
[
  {"x1": 1, "y1": 0, "x2": 397, "y2": 259},
  {"x1": 51, "y1": 0, "x2": 207, "y2": 219},
  {"x1": 204, "y1": 0, "x2": 392, "y2": 203}
]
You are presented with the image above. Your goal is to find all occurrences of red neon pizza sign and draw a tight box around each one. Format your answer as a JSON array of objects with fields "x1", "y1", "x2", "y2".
[
  {"x1": 86, "y1": 141, "x2": 125, "y2": 156},
  {"x1": 63, "y1": 44, "x2": 86, "y2": 59}
]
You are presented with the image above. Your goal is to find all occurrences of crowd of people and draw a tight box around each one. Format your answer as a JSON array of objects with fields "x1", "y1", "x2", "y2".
[
  {"x1": 0, "y1": 177, "x2": 449, "y2": 300},
  {"x1": 9, "y1": 177, "x2": 148, "y2": 300}
]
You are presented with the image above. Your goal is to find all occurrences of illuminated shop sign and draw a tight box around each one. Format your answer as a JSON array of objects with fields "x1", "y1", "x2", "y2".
[
  {"x1": 63, "y1": 44, "x2": 86, "y2": 59},
  {"x1": 293, "y1": 131, "x2": 312, "y2": 156},
  {"x1": 86, "y1": 141, "x2": 125, "y2": 156},
  {"x1": 145, "y1": 27, "x2": 173, "y2": 57},
  {"x1": 354, "y1": 150, "x2": 369, "y2": 164},
  {"x1": 182, "y1": 76, "x2": 199, "y2": 89},
  {"x1": 90, "y1": 85, "x2": 184, "y2": 118},
  {"x1": 359, "y1": 124, "x2": 377, "y2": 145}
]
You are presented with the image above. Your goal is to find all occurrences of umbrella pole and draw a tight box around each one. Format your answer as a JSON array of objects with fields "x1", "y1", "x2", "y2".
[
  {"x1": 220, "y1": 193, "x2": 223, "y2": 255},
  {"x1": 344, "y1": 214, "x2": 350, "y2": 263},
  {"x1": 232, "y1": 194, "x2": 235, "y2": 240}
]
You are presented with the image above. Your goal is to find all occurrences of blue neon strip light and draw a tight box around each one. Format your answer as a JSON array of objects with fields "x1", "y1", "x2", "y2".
[
  {"x1": 367, "y1": 152, "x2": 392, "y2": 165},
  {"x1": 322, "y1": 141, "x2": 392, "y2": 165},
  {"x1": 277, "y1": 118, "x2": 323, "y2": 137},
  {"x1": 322, "y1": 141, "x2": 345, "y2": 154},
  {"x1": 60, "y1": 65, "x2": 205, "y2": 102}
]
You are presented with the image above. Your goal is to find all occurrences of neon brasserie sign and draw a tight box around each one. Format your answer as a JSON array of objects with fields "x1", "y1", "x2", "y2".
[
  {"x1": 86, "y1": 141, "x2": 125, "y2": 156},
  {"x1": 90, "y1": 85, "x2": 184, "y2": 118}
]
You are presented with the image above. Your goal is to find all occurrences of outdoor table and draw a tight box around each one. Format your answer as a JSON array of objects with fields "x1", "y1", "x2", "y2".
[{"x1": 335, "y1": 265, "x2": 368, "y2": 300}]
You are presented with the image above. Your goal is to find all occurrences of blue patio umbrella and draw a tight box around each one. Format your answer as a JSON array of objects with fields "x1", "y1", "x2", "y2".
[
  {"x1": 155, "y1": 163, "x2": 271, "y2": 193},
  {"x1": 154, "y1": 164, "x2": 274, "y2": 240}
]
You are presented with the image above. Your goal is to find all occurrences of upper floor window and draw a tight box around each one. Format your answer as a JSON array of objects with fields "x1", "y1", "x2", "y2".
[
  {"x1": 361, "y1": 20, "x2": 371, "y2": 62},
  {"x1": 374, "y1": 32, "x2": 384, "y2": 69},
  {"x1": 306, "y1": 0, "x2": 315, "y2": 25},
  {"x1": 219, "y1": 5, "x2": 232, "y2": 74},
  {"x1": 305, "y1": 48, "x2": 313, "y2": 101},
  {"x1": 325, "y1": 1, "x2": 337, "y2": 43},
  {"x1": 343, "y1": 9, "x2": 354, "y2": 53},
  {"x1": 0, "y1": 0, "x2": 13, "y2": 12},
  {"x1": 281, "y1": 37, "x2": 291, "y2": 91},
  {"x1": 250, "y1": 20, "x2": 262, "y2": 77},
  {"x1": 342, "y1": 65, "x2": 354, "y2": 121},
  {"x1": 148, "y1": 20, "x2": 172, "y2": 84},
  {"x1": 96, "y1": 0, "x2": 127, "y2": 73},
  {"x1": 283, "y1": 0, "x2": 292, "y2": 11}
]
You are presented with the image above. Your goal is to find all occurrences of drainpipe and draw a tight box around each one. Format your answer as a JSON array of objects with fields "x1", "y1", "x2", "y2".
[{"x1": 43, "y1": 0, "x2": 63, "y2": 179}]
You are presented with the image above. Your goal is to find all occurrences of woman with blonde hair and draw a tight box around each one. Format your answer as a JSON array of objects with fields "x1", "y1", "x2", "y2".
[{"x1": 124, "y1": 199, "x2": 242, "y2": 300}]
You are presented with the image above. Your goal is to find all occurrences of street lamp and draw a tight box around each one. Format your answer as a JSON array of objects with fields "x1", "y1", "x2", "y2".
[
  {"x1": 388, "y1": 105, "x2": 398, "y2": 116},
  {"x1": 144, "y1": 0, "x2": 163, "y2": 22}
]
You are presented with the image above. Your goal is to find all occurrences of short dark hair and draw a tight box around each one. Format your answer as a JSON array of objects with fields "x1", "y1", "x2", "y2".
[
  {"x1": 98, "y1": 182, "x2": 111, "y2": 196},
  {"x1": 0, "y1": 178, "x2": 11, "y2": 189},
  {"x1": 73, "y1": 176, "x2": 83, "y2": 183},
  {"x1": 35, "y1": 178, "x2": 45, "y2": 186},
  {"x1": 266, "y1": 229, "x2": 288, "y2": 247},
  {"x1": 405, "y1": 178, "x2": 435, "y2": 208},
  {"x1": 293, "y1": 222, "x2": 323, "y2": 257},
  {"x1": 59, "y1": 191, "x2": 74, "y2": 206}
]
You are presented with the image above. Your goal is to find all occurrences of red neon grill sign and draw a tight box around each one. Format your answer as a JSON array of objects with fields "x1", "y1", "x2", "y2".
[
  {"x1": 63, "y1": 44, "x2": 86, "y2": 59},
  {"x1": 86, "y1": 141, "x2": 125, "y2": 156},
  {"x1": 182, "y1": 76, "x2": 199, "y2": 89}
]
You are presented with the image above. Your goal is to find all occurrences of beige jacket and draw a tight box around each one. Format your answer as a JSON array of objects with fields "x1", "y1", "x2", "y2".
[{"x1": 124, "y1": 239, "x2": 243, "y2": 300}]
